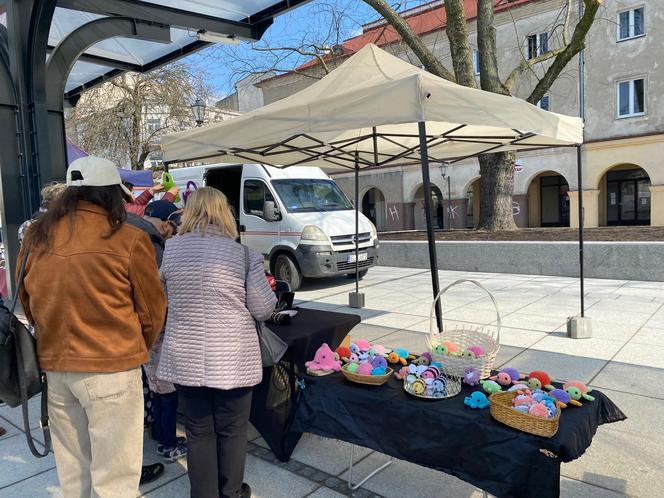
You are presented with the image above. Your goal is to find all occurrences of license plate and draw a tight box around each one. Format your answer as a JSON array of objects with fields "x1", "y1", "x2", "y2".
[{"x1": 347, "y1": 253, "x2": 368, "y2": 263}]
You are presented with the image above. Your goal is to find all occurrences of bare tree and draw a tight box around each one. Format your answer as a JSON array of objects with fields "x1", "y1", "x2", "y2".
[
  {"x1": 363, "y1": 0, "x2": 602, "y2": 230},
  {"x1": 66, "y1": 63, "x2": 217, "y2": 170}
]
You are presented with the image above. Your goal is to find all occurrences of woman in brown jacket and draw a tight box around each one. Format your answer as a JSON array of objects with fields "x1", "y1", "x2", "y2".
[{"x1": 19, "y1": 156, "x2": 166, "y2": 498}]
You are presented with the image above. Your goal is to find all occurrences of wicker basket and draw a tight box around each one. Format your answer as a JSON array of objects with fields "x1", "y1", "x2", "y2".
[
  {"x1": 340, "y1": 365, "x2": 393, "y2": 386},
  {"x1": 489, "y1": 391, "x2": 561, "y2": 438},
  {"x1": 428, "y1": 280, "x2": 501, "y2": 380},
  {"x1": 403, "y1": 375, "x2": 462, "y2": 400}
]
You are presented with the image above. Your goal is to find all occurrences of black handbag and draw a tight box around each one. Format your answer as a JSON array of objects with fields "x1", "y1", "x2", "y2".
[
  {"x1": 0, "y1": 249, "x2": 51, "y2": 457},
  {"x1": 243, "y1": 246, "x2": 288, "y2": 367}
]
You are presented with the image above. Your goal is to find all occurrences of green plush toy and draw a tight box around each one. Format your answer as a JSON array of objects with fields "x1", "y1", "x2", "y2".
[{"x1": 161, "y1": 172, "x2": 180, "y2": 203}]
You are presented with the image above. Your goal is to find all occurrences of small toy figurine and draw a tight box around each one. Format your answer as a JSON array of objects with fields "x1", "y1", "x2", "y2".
[
  {"x1": 480, "y1": 380, "x2": 502, "y2": 395},
  {"x1": 357, "y1": 363, "x2": 373, "y2": 375},
  {"x1": 464, "y1": 391, "x2": 491, "y2": 409},
  {"x1": 562, "y1": 381, "x2": 595, "y2": 402},
  {"x1": 463, "y1": 366, "x2": 481, "y2": 386},
  {"x1": 491, "y1": 367, "x2": 523, "y2": 386},
  {"x1": 527, "y1": 370, "x2": 555, "y2": 390},
  {"x1": 305, "y1": 343, "x2": 342, "y2": 372},
  {"x1": 548, "y1": 388, "x2": 577, "y2": 408},
  {"x1": 412, "y1": 352, "x2": 433, "y2": 366},
  {"x1": 336, "y1": 346, "x2": 352, "y2": 363}
]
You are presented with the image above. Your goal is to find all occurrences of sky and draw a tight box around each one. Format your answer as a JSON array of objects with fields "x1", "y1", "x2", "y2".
[{"x1": 188, "y1": 0, "x2": 431, "y2": 97}]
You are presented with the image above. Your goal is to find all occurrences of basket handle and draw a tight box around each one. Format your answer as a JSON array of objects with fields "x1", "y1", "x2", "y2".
[{"x1": 429, "y1": 279, "x2": 501, "y2": 343}]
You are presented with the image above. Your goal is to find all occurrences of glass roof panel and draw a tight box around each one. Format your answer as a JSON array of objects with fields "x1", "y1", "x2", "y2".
[{"x1": 138, "y1": 0, "x2": 283, "y2": 21}]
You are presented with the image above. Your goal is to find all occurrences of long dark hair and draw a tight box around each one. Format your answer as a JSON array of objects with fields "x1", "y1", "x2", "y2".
[{"x1": 26, "y1": 185, "x2": 127, "y2": 250}]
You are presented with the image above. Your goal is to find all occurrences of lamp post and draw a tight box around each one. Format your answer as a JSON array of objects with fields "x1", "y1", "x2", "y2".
[{"x1": 191, "y1": 98, "x2": 206, "y2": 127}]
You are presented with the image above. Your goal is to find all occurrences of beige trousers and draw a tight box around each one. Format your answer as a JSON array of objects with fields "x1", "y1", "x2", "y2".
[{"x1": 46, "y1": 368, "x2": 144, "y2": 498}]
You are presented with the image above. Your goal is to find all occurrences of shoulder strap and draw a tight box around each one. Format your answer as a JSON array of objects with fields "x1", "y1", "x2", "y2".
[
  {"x1": 243, "y1": 245, "x2": 250, "y2": 296},
  {"x1": 10, "y1": 245, "x2": 52, "y2": 458}
]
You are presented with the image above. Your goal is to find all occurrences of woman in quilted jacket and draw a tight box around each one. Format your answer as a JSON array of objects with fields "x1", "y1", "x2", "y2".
[{"x1": 157, "y1": 187, "x2": 276, "y2": 498}]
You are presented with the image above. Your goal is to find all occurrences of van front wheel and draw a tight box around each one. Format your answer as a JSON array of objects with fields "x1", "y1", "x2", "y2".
[{"x1": 275, "y1": 254, "x2": 302, "y2": 291}]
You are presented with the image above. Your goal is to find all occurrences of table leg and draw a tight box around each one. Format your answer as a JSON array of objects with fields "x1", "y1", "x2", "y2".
[{"x1": 347, "y1": 444, "x2": 393, "y2": 491}]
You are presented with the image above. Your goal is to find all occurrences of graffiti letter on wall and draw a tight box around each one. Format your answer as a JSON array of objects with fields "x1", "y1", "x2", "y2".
[
  {"x1": 447, "y1": 205, "x2": 459, "y2": 219},
  {"x1": 389, "y1": 206, "x2": 399, "y2": 221},
  {"x1": 512, "y1": 201, "x2": 520, "y2": 216}
]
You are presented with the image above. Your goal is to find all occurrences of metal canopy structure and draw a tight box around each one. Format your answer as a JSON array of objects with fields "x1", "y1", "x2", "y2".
[{"x1": 0, "y1": 0, "x2": 310, "y2": 296}]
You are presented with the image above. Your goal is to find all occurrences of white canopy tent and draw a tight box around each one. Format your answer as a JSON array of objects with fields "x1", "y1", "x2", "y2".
[{"x1": 162, "y1": 44, "x2": 585, "y2": 329}]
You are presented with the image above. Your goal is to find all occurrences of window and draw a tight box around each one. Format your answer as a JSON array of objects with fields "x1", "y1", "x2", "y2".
[
  {"x1": 537, "y1": 95, "x2": 550, "y2": 111},
  {"x1": 526, "y1": 32, "x2": 548, "y2": 60},
  {"x1": 618, "y1": 7, "x2": 645, "y2": 40},
  {"x1": 271, "y1": 179, "x2": 353, "y2": 213},
  {"x1": 617, "y1": 78, "x2": 645, "y2": 117},
  {"x1": 146, "y1": 118, "x2": 161, "y2": 134},
  {"x1": 243, "y1": 180, "x2": 275, "y2": 219},
  {"x1": 472, "y1": 49, "x2": 480, "y2": 75}
]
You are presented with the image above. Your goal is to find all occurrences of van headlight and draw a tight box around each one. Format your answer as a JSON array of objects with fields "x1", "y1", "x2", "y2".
[
  {"x1": 301, "y1": 225, "x2": 328, "y2": 241},
  {"x1": 369, "y1": 222, "x2": 377, "y2": 240}
]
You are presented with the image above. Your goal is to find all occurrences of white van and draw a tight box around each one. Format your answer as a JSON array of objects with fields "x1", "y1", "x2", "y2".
[{"x1": 169, "y1": 163, "x2": 379, "y2": 290}]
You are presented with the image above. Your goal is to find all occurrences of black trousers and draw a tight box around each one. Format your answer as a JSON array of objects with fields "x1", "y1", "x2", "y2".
[{"x1": 175, "y1": 385, "x2": 253, "y2": 498}]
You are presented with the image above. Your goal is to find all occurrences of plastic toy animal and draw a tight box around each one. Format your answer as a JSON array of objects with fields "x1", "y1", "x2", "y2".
[
  {"x1": 464, "y1": 391, "x2": 490, "y2": 409},
  {"x1": 480, "y1": 380, "x2": 502, "y2": 395},
  {"x1": 463, "y1": 366, "x2": 481, "y2": 386},
  {"x1": 527, "y1": 370, "x2": 555, "y2": 390},
  {"x1": 305, "y1": 343, "x2": 342, "y2": 372}
]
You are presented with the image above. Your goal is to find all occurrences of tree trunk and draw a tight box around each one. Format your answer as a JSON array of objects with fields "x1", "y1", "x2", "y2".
[
  {"x1": 478, "y1": 151, "x2": 517, "y2": 231},
  {"x1": 443, "y1": 0, "x2": 476, "y2": 88}
]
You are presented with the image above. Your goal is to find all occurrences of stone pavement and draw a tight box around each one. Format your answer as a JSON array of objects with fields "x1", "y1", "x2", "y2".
[{"x1": 1, "y1": 266, "x2": 662, "y2": 497}]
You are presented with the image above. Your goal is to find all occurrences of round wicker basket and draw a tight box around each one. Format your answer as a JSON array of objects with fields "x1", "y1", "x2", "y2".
[
  {"x1": 489, "y1": 391, "x2": 561, "y2": 438},
  {"x1": 428, "y1": 280, "x2": 501, "y2": 380},
  {"x1": 340, "y1": 365, "x2": 393, "y2": 386}
]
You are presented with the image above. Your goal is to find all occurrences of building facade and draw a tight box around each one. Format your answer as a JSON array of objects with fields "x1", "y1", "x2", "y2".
[{"x1": 238, "y1": 0, "x2": 664, "y2": 230}]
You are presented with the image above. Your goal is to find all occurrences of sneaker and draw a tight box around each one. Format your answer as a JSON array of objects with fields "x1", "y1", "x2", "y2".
[
  {"x1": 156, "y1": 437, "x2": 186, "y2": 456},
  {"x1": 241, "y1": 483, "x2": 251, "y2": 498},
  {"x1": 139, "y1": 463, "x2": 164, "y2": 485},
  {"x1": 162, "y1": 441, "x2": 187, "y2": 463}
]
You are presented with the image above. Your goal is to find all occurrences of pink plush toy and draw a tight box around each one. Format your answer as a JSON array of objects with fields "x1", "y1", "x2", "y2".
[
  {"x1": 358, "y1": 363, "x2": 373, "y2": 375},
  {"x1": 355, "y1": 339, "x2": 372, "y2": 351},
  {"x1": 443, "y1": 341, "x2": 460, "y2": 354},
  {"x1": 372, "y1": 344, "x2": 388, "y2": 356},
  {"x1": 305, "y1": 343, "x2": 342, "y2": 372},
  {"x1": 529, "y1": 402, "x2": 550, "y2": 418},
  {"x1": 394, "y1": 366, "x2": 410, "y2": 380},
  {"x1": 466, "y1": 345, "x2": 486, "y2": 358}
]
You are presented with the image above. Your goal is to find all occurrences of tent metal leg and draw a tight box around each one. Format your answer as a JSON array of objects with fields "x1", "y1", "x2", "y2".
[
  {"x1": 347, "y1": 445, "x2": 392, "y2": 491},
  {"x1": 418, "y1": 121, "x2": 443, "y2": 332},
  {"x1": 349, "y1": 155, "x2": 364, "y2": 308},
  {"x1": 576, "y1": 144, "x2": 585, "y2": 317}
]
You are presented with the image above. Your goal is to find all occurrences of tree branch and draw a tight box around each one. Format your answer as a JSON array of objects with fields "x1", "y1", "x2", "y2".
[
  {"x1": 362, "y1": 0, "x2": 456, "y2": 82},
  {"x1": 477, "y1": 0, "x2": 509, "y2": 95},
  {"x1": 504, "y1": 47, "x2": 565, "y2": 92},
  {"x1": 252, "y1": 45, "x2": 332, "y2": 74},
  {"x1": 527, "y1": 0, "x2": 602, "y2": 104}
]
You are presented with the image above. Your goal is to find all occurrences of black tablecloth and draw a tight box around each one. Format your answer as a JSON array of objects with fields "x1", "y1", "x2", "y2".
[
  {"x1": 292, "y1": 372, "x2": 626, "y2": 498},
  {"x1": 249, "y1": 308, "x2": 361, "y2": 461}
]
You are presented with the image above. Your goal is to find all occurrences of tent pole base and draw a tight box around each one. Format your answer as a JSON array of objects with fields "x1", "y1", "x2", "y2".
[
  {"x1": 349, "y1": 292, "x2": 365, "y2": 309},
  {"x1": 567, "y1": 316, "x2": 592, "y2": 339}
]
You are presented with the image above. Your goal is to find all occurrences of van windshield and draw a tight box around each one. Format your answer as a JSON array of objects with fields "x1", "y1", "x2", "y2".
[{"x1": 271, "y1": 179, "x2": 353, "y2": 213}]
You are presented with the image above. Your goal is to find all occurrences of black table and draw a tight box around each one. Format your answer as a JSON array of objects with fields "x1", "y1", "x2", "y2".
[
  {"x1": 249, "y1": 308, "x2": 361, "y2": 461},
  {"x1": 292, "y1": 371, "x2": 626, "y2": 498}
]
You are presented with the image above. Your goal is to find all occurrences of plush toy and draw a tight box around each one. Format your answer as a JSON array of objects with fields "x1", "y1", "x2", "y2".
[
  {"x1": 513, "y1": 393, "x2": 532, "y2": 407},
  {"x1": 513, "y1": 405, "x2": 530, "y2": 414},
  {"x1": 528, "y1": 401, "x2": 550, "y2": 419},
  {"x1": 466, "y1": 345, "x2": 486, "y2": 358},
  {"x1": 548, "y1": 388, "x2": 576, "y2": 408},
  {"x1": 508, "y1": 383, "x2": 530, "y2": 392},
  {"x1": 463, "y1": 366, "x2": 481, "y2": 386},
  {"x1": 394, "y1": 366, "x2": 410, "y2": 380},
  {"x1": 412, "y1": 352, "x2": 432, "y2": 366},
  {"x1": 411, "y1": 379, "x2": 427, "y2": 396},
  {"x1": 433, "y1": 344, "x2": 449, "y2": 356},
  {"x1": 349, "y1": 343, "x2": 360, "y2": 354},
  {"x1": 355, "y1": 339, "x2": 372, "y2": 351},
  {"x1": 464, "y1": 391, "x2": 490, "y2": 409},
  {"x1": 305, "y1": 343, "x2": 342, "y2": 372},
  {"x1": 562, "y1": 381, "x2": 595, "y2": 402},
  {"x1": 371, "y1": 344, "x2": 388, "y2": 356},
  {"x1": 491, "y1": 367, "x2": 523, "y2": 386},
  {"x1": 421, "y1": 366, "x2": 440, "y2": 380},
  {"x1": 372, "y1": 366, "x2": 387, "y2": 375},
  {"x1": 371, "y1": 356, "x2": 388, "y2": 370},
  {"x1": 387, "y1": 348, "x2": 411, "y2": 366},
  {"x1": 348, "y1": 353, "x2": 360, "y2": 364},
  {"x1": 443, "y1": 341, "x2": 460, "y2": 354},
  {"x1": 357, "y1": 363, "x2": 373, "y2": 375},
  {"x1": 336, "y1": 346, "x2": 352, "y2": 363},
  {"x1": 346, "y1": 363, "x2": 360, "y2": 374},
  {"x1": 527, "y1": 370, "x2": 555, "y2": 390},
  {"x1": 358, "y1": 351, "x2": 370, "y2": 363},
  {"x1": 431, "y1": 378, "x2": 447, "y2": 397},
  {"x1": 160, "y1": 172, "x2": 181, "y2": 203},
  {"x1": 480, "y1": 380, "x2": 502, "y2": 395}
]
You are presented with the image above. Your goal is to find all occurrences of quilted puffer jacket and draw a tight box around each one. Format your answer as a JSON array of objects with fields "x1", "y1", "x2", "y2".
[{"x1": 156, "y1": 227, "x2": 277, "y2": 390}]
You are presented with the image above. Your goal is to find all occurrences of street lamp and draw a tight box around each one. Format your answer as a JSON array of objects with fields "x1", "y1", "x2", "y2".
[{"x1": 191, "y1": 98, "x2": 206, "y2": 127}]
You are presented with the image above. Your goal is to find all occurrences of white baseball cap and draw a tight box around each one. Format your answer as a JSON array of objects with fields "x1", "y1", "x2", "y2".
[{"x1": 66, "y1": 156, "x2": 133, "y2": 197}]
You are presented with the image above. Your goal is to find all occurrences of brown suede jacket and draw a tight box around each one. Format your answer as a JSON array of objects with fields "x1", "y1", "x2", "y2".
[{"x1": 18, "y1": 202, "x2": 166, "y2": 372}]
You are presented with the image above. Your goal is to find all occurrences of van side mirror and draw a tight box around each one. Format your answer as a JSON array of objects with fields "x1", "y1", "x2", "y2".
[{"x1": 263, "y1": 201, "x2": 280, "y2": 222}]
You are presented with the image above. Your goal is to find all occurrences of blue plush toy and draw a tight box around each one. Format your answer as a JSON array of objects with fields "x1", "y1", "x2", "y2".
[{"x1": 464, "y1": 391, "x2": 491, "y2": 409}]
